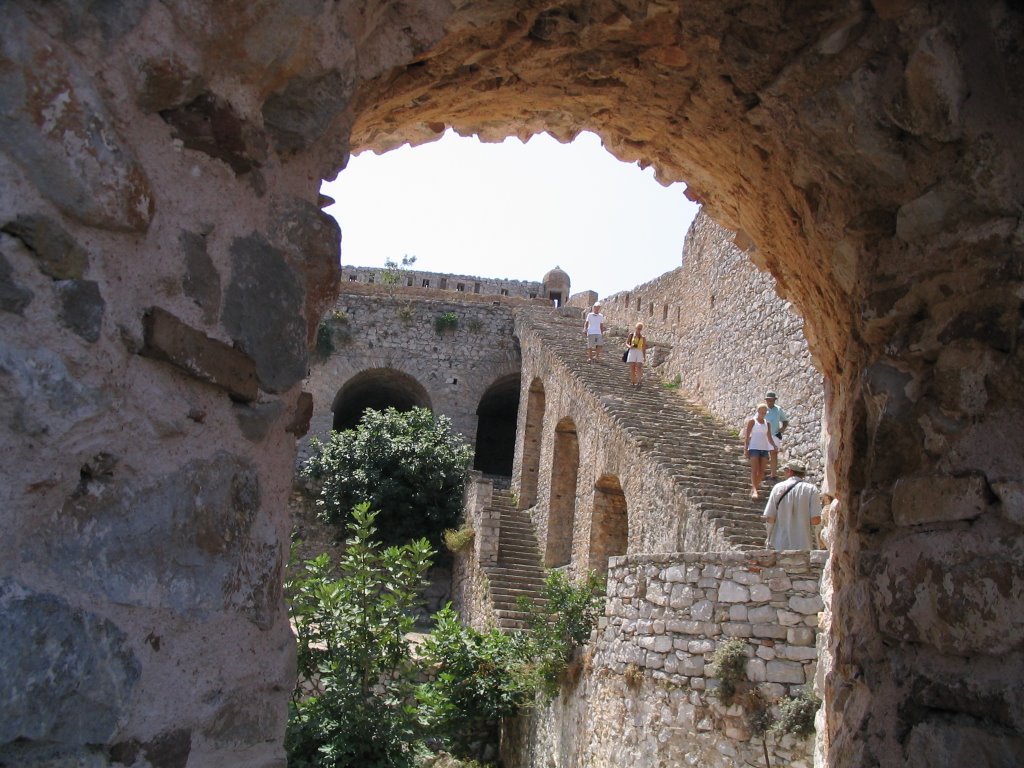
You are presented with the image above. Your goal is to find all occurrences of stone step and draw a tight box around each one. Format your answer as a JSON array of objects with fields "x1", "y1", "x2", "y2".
[{"x1": 515, "y1": 307, "x2": 767, "y2": 551}]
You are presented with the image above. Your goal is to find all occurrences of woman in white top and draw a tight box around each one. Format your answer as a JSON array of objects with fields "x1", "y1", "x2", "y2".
[{"x1": 743, "y1": 402, "x2": 777, "y2": 499}]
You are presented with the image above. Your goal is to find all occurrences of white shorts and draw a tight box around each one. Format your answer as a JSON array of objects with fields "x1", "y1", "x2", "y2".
[{"x1": 626, "y1": 348, "x2": 644, "y2": 363}]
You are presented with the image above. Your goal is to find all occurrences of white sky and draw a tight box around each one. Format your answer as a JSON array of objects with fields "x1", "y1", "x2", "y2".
[{"x1": 321, "y1": 130, "x2": 700, "y2": 300}]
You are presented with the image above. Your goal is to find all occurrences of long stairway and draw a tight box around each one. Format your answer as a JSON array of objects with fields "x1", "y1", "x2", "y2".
[
  {"x1": 516, "y1": 305, "x2": 771, "y2": 551},
  {"x1": 482, "y1": 488, "x2": 547, "y2": 632}
]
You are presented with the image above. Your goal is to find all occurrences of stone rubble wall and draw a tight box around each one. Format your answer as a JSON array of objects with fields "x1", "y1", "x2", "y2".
[
  {"x1": 602, "y1": 211, "x2": 825, "y2": 481},
  {"x1": 449, "y1": 472, "x2": 501, "y2": 631},
  {"x1": 299, "y1": 288, "x2": 522, "y2": 464},
  {"x1": 503, "y1": 550, "x2": 825, "y2": 768}
]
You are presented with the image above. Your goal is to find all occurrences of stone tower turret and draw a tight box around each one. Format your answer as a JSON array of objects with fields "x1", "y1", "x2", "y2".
[{"x1": 542, "y1": 265, "x2": 570, "y2": 306}]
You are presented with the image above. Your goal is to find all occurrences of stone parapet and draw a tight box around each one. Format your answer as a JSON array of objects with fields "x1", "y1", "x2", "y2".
[
  {"x1": 340, "y1": 265, "x2": 546, "y2": 300},
  {"x1": 503, "y1": 550, "x2": 825, "y2": 768}
]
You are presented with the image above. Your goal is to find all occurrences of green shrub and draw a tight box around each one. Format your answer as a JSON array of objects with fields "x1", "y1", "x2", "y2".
[
  {"x1": 708, "y1": 637, "x2": 749, "y2": 702},
  {"x1": 434, "y1": 312, "x2": 459, "y2": 333},
  {"x1": 517, "y1": 570, "x2": 605, "y2": 700},
  {"x1": 314, "y1": 321, "x2": 334, "y2": 359},
  {"x1": 302, "y1": 407, "x2": 472, "y2": 548},
  {"x1": 772, "y1": 688, "x2": 820, "y2": 739},
  {"x1": 418, "y1": 606, "x2": 533, "y2": 760},
  {"x1": 442, "y1": 526, "x2": 475, "y2": 553}
]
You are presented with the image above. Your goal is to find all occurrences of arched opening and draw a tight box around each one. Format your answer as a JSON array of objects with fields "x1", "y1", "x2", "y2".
[
  {"x1": 473, "y1": 373, "x2": 521, "y2": 477},
  {"x1": 545, "y1": 417, "x2": 579, "y2": 568},
  {"x1": 518, "y1": 378, "x2": 546, "y2": 509},
  {"x1": 588, "y1": 474, "x2": 627, "y2": 577},
  {"x1": 331, "y1": 368, "x2": 431, "y2": 431},
  {"x1": 11, "y1": 5, "x2": 1021, "y2": 765}
]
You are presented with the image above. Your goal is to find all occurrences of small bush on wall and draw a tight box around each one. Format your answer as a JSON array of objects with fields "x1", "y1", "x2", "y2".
[{"x1": 434, "y1": 311, "x2": 459, "y2": 334}]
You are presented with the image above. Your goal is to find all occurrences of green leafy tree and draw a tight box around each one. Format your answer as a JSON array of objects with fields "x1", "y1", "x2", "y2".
[
  {"x1": 381, "y1": 254, "x2": 417, "y2": 296},
  {"x1": 303, "y1": 407, "x2": 472, "y2": 547},
  {"x1": 286, "y1": 504, "x2": 434, "y2": 768}
]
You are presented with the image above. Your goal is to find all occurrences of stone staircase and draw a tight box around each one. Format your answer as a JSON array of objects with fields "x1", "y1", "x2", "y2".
[
  {"x1": 515, "y1": 305, "x2": 771, "y2": 551},
  {"x1": 482, "y1": 488, "x2": 547, "y2": 632},
  {"x1": 478, "y1": 307, "x2": 777, "y2": 631}
]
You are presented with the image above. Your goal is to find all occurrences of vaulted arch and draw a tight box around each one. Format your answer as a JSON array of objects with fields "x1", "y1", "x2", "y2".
[
  {"x1": 331, "y1": 368, "x2": 431, "y2": 431},
  {"x1": 545, "y1": 417, "x2": 579, "y2": 568},
  {"x1": 518, "y1": 377, "x2": 546, "y2": 509}
]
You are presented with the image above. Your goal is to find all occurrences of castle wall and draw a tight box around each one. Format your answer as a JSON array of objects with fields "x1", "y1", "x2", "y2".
[
  {"x1": 340, "y1": 265, "x2": 546, "y2": 300},
  {"x1": 602, "y1": 211, "x2": 825, "y2": 481},
  {"x1": 503, "y1": 550, "x2": 825, "y2": 768},
  {"x1": 299, "y1": 286, "x2": 522, "y2": 465}
]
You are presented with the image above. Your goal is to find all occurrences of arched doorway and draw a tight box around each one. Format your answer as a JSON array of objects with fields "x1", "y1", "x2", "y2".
[
  {"x1": 473, "y1": 373, "x2": 520, "y2": 477},
  {"x1": 332, "y1": 368, "x2": 431, "y2": 431},
  {"x1": 8, "y1": 5, "x2": 1022, "y2": 764},
  {"x1": 518, "y1": 378, "x2": 546, "y2": 509},
  {"x1": 545, "y1": 417, "x2": 579, "y2": 568},
  {"x1": 588, "y1": 474, "x2": 627, "y2": 577}
]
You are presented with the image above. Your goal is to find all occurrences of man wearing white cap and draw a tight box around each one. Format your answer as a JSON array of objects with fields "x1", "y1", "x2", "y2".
[{"x1": 763, "y1": 460, "x2": 820, "y2": 551}]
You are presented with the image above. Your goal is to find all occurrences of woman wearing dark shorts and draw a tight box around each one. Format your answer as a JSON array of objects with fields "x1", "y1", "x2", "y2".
[{"x1": 743, "y1": 402, "x2": 777, "y2": 499}]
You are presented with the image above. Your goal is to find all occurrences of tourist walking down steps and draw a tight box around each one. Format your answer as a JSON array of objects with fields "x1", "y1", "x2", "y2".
[
  {"x1": 583, "y1": 302, "x2": 606, "y2": 362},
  {"x1": 625, "y1": 322, "x2": 648, "y2": 388},
  {"x1": 763, "y1": 460, "x2": 821, "y2": 551},
  {"x1": 743, "y1": 402, "x2": 776, "y2": 499}
]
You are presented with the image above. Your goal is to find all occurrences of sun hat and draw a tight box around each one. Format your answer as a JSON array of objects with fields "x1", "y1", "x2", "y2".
[
  {"x1": 784, "y1": 460, "x2": 806, "y2": 475},
  {"x1": 765, "y1": 391, "x2": 778, "y2": 399}
]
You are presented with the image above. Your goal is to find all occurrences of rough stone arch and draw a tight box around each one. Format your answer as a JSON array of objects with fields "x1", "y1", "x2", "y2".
[
  {"x1": 545, "y1": 417, "x2": 579, "y2": 568},
  {"x1": 2, "y1": 3, "x2": 1022, "y2": 765},
  {"x1": 517, "y1": 377, "x2": 546, "y2": 509},
  {"x1": 588, "y1": 473, "x2": 628, "y2": 577},
  {"x1": 331, "y1": 367, "x2": 432, "y2": 431},
  {"x1": 473, "y1": 372, "x2": 521, "y2": 477}
]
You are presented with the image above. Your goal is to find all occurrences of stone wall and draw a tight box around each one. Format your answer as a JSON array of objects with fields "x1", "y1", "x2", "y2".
[
  {"x1": 300, "y1": 284, "x2": 523, "y2": 463},
  {"x1": 449, "y1": 472, "x2": 501, "y2": 631},
  {"x1": 503, "y1": 550, "x2": 825, "y2": 767},
  {"x1": 603, "y1": 211, "x2": 825, "y2": 480}
]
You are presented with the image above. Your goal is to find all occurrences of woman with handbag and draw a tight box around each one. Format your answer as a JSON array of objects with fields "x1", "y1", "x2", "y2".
[{"x1": 625, "y1": 322, "x2": 647, "y2": 388}]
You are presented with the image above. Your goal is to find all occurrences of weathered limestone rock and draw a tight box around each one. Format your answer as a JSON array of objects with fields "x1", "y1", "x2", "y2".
[{"x1": 141, "y1": 306, "x2": 260, "y2": 402}]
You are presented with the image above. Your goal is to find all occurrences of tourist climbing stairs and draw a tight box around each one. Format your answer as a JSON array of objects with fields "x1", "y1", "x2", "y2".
[
  {"x1": 482, "y1": 488, "x2": 547, "y2": 632},
  {"x1": 515, "y1": 305, "x2": 770, "y2": 551}
]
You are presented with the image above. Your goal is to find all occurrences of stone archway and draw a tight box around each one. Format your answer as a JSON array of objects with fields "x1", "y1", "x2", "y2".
[
  {"x1": 473, "y1": 373, "x2": 521, "y2": 477},
  {"x1": 2, "y1": 3, "x2": 1022, "y2": 766},
  {"x1": 517, "y1": 377, "x2": 546, "y2": 509},
  {"x1": 588, "y1": 473, "x2": 628, "y2": 577},
  {"x1": 545, "y1": 417, "x2": 579, "y2": 568},
  {"x1": 331, "y1": 367, "x2": 432, "y2": 431}
]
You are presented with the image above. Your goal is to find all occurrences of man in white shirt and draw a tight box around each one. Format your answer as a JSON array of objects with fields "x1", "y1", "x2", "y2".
[
  {"x1": 583, "y1": 302, "x2": 606, "y2": 362},
  {"x1": 763, "y1": 460, "x2": 821, "y2": 550}
]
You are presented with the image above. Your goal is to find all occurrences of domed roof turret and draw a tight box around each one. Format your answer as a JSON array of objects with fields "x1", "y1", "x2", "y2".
[{"x1": 542, "y1": 265, "x2": 570, "y2": 299}]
